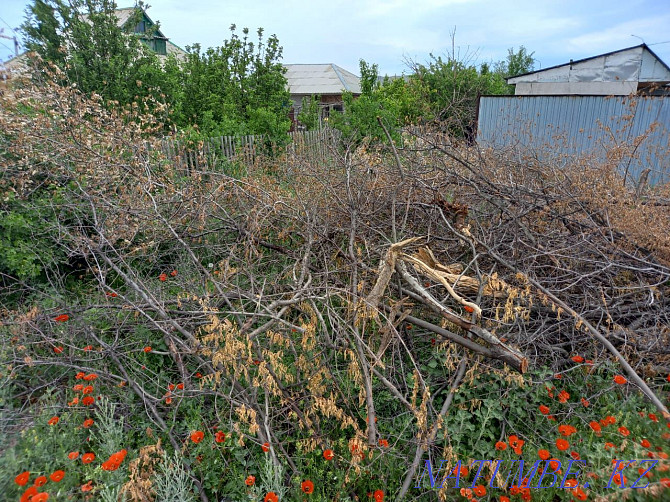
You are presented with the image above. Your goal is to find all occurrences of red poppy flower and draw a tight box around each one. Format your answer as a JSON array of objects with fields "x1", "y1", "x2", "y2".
[
  {"x1": 106, "y1": 292, "x2": 118, "y2": 297},
  {"x1": 83, "y1": 345, "x2": 93, "y2": 351},
  {"x1": 82, "y1": 396, "x2": 94, "y2": 405},
  {"x1": 638, "y1": 467, "x2": 653, "y2": 479},
  {"x1": 301, "y1": 480, "x2": 314, "y2": 494},
  {"x1": 500, "y1": 497, "x2": 510, "y2": 502},
  {"x1": 495, "y1": 441, "x2": 507, "y2": 451},
  {"x1": 190, "y1": 431, "x2": 204, "y2": 443},
  {"x1": 82, "y1": 385, "x2": 93, "y2": 394},
  {"x1": 245, "y1": 475, "x2": 255, "y2": 486},
  {"x1": 177, "y1": 383, "x2": 184, "y2": 390},
  {"x1": 378, "y1": 439, "x2": 389, "y2": 448},
  {"x1": 641, "y1": 439, "x2": 651, "y2": 448},
  {"x1": 570, "y1": 451, "x2": 581, "y2": 460},
  {"x1": 571, "y1": 355, "x2": 584, "y2": 363},
  {"x1": 83, "y1": 418, "x2": 94, "y2": 428},
  {"x1": 452, "y1": 465, "x2": 469, "y2": 477},
  {"x1": 508, "y1": 435, "x2": 522, "y2": 448},
  {"x1": 264, "y1": 493, "x2": 278, "y2": 502},
  {"x1": 612, "y1": 473, "x2": 627, "y2": 485},
  {"x1": 464, "y1": 305, "x2": 474, "y2": 313},
  {"x1": 34, "y1": 475, "x2": 47, "y2": 487},
  {"x1": 54, "y1": 346, "x2": 64, "y2": 354},
  {"x1": 539, "y1": 405, "x2": 550, "y2": 415},
  {"x1": 101, "y1": 459, "x2": 120, "y2": 471},
  {"x1": 83, "y1": 373, "x2": 97, "y2": 381},
  {"x1": 75, "y1": 372, "x2": 85, "y2": 380},
  {"x1": 31, "y1": 493, "x2": 49, "y2": 502},
  {"x1": 54, "y1": 314, "x2": 69, "y2": 322},
  {"x1": 648, "y1": 413, "x2": 658, "y2": 422},
  {"x1": 589, "y1": 421, "x2": 601, "y2": 433},
  {"x1": 170, "y1": 270, "x2": 178, "y2": 277},
  {"x1": 558, "y1": 390, "x2": 570, "y2": 403},
  {"x1": 68, "y1": 451, "x2": 79, "y2": 460},
  {"x1": 323, "y1": 449, "x2": 334, "y2": 460},
  {"x1": 556, "y1": 438, "x2": 569, "y2": 450},
  {"x1": 159, "y1": 273, "x2": 167, "y2": 282},
  {"x1": 581, "y1": 397, "x2": 590, "y2": 407},
  {"x1": 49, "y1": 470, "x2": 65, "y2": 482},
  {"x1": 82, "y1": 453, "x2": 95, "y2": 464},
  {"x1": 215, "y1": 431, "x2": 226, "y2": 443},
  {"x1": 262, "y1": 442, "x2": 270, "y2": 452},
  {"x1": 373, "y1": 490, "x2": 384, "y2": 502},
  {"x1": 538, "y1": 449, "x2": 550, "y2": 460},
  {"x1": 614, "y1": 375, "x2": 627, "y2": 385},
  {"x1": 48, "y1": 416, "x2": 59, "y2": 425},
  {"x1": 618, "y1": 426, "x2": 630, "y2": 437},
  {"x1": 558, "y1": 424, "x2": 577, "y2": 436},
  {"x1": 81, "y1": 481, "x2": 93, "y2": 492},
  {"x1": 572, "y1": 486, "x2": 587, "y2": 501},
  {"x1": 143, "y1": 346, "x2": 152, "y2": 353},
  {"x1": 473, "y1": 485, "x2": 486, "y2": 497},
  {"x1": 15, "y1": 471, "x2": 30, "y2": 486}
]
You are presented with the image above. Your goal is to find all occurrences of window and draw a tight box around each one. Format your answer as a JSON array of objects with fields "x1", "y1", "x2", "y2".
[{"x1": 155, "y1": 39, "x2": 166, "y2": 56}]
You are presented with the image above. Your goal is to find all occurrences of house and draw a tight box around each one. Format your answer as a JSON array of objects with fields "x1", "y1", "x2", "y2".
[
  {"x1": 507, "y1": 44, "x2": 670, "y2": 96},
  {"x1": 2, "y1": 5, "x2": 185, "y2": 82},
  {"x1": 84, "y1": 6, "x2": 186, "y2": 60},
  {"x1": 284, "y1": 63, "x2": 361, "y2": 126},
  {"x1": 477, "y1": 45, "x2": 670, "y2": 185}
]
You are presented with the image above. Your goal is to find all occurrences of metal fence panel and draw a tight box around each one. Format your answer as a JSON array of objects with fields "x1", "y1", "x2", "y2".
[{"x1": 477, "y1": 95, "x2": 670, "y2": 185}]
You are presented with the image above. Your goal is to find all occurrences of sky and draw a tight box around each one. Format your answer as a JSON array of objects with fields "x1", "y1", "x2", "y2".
[{"x1": 2, "y1": 0, "x2": 670, "y2": 77}]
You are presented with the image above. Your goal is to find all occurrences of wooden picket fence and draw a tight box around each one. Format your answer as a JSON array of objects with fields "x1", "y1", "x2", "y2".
[{"x1": 159, "y1": 128, "x2": 341, "y2": 175}]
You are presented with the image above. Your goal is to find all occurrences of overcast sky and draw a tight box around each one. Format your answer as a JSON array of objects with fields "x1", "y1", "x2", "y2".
[{"x1": 2, "y1": 0, "x2": 670, "y2": 76}]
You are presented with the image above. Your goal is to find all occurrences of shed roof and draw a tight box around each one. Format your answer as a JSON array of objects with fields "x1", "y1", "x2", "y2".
[
  {"x1": 508, "y1": 44, "x2": 670, "y2": 84},
  {"x1": 284, "y1": 63, "x2": 361, "y2": 95}
]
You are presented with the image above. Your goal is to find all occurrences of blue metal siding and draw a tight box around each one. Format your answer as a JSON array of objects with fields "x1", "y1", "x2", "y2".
[{"x1": 477, "y1": 95, "x2": 670, "y2": 185}]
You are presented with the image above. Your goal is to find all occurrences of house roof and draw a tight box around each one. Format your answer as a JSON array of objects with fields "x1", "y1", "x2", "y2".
[
  {"x1": 284, "y1": 63, "x2": 361, "y2": 95},
  {"x1": 112, "y1": 7, "x2": 166, "y2": 38},
  {"x1": 507, "y1": 44, "x2": 670, "y2": 84}
]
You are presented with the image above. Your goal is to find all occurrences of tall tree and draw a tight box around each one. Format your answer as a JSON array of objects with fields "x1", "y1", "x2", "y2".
[
  {"x1": 505, "y1": 46, "x2": 536, "y2": 77},
  {"x1": 22, "y1": 0, "x2": 170, "y2": 110},
  {"x1": 168, "y1": 25, "x2": 291, "y2": 142}
]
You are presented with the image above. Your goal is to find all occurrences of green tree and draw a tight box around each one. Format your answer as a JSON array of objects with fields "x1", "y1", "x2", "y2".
[
  {"x1": 505, "y1": 46, "x2": 536, "y2": 77},
  {"x1": 169, "y1": 25, "x2": 291, "y2": 144},
  {"x1": 22, "y1": 0, "x2": 171, "y2": 111},
  {"x1": 297, "y1": 94, "x2": 322, "y2": 131},
  {"x1": 330, "y1": 60, "x2": 429, "y2": 145}
]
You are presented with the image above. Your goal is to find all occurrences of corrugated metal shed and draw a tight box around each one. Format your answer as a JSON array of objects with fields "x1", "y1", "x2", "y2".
[
  {"x1": 508, "y1": 44, "x2": 670, "y2": 96},
  {"x1": 284, "y1": 64, "x2": 361, "y2": 96},
  {"x1": 477, "y1": 95, "x2": 670, "y2": 185}
]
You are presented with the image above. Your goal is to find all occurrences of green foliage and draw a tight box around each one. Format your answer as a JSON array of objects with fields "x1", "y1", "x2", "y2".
[
  {"x1": 505, "y1": 45, "x2": 536, "y2": 78},
  {"x1": 297, "y1": 94, "x2": 322, "y2": 131},
  {"x1": 22, "y1": 0, "x2": 171, "y2": 112},
  {"x1": 168, "y1": 25, "x2": 291, "y2": 143},
  {"x1": 411, "y1": 53, "x2": 508, "y2": 137},
  {"x1": 153, "y1": 451, "x2": 198, "y2": 502},
  {"x1": 330, "y1": 59, "x2": 429, "y2": 145}
]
